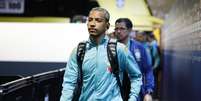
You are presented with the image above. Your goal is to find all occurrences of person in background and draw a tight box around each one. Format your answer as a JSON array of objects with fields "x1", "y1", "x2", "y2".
[
  {"x1": 114, "y1": 18, "x2": 154, "y2": 101},
  {"x1": 135, "y1": 31, "x2": 152, "y2": 69},
  {"x1": 146, "y1": 33, "x2": 160, "y2": 70},
  {"x1": 60, "y1": 7, "x2": 142, "y2": 101},
  {"x1": 147, "y1": 33, "x2": 161, "y2": 98},
  {"x1": 129, "y1": 30, "x2": 136, "y2": 40}
]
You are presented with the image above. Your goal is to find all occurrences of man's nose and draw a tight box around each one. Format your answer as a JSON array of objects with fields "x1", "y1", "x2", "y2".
[
  {"x1": 114, "y1": 31, "x2": 120, "y2": 35},
  {"x1": 115, "y1": 29, "x2": 121, "y2": 33},
  {"x1": 89, "y1": 21, "x2": 96, "y2": 27}
]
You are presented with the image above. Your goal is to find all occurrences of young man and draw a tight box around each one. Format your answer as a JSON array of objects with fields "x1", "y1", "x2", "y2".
[
  {"x1": 114, "y1": 18, "x2": 154, "y2": 101},
  {"x1": 60, "y1": 7, "x2": 142, "y2": 101}
]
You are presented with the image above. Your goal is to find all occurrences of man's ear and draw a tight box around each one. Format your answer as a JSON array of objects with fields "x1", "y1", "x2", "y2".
[
  {"x1": 107, "y1": 23, "x2": 110, "y2": 29},
  {"x1": 128, "y1": 28, "x2": 132, "y2": 32}
]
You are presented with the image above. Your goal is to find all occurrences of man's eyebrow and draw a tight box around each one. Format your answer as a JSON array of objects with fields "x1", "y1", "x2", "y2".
[
  {"x1": 88, "y1": 17, "x2": 105, "y2": 21},
  {"x1": 89, "y1": 17, "x2": 103, "y2": 19}
]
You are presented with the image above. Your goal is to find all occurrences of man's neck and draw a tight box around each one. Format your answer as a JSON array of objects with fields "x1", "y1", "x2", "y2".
[
  {"x1": 120, "y1": 37, "x2": 129, "y2": 45},
  {"x1": 90, "y1": 33, "x2": 105, "y2": 45}
]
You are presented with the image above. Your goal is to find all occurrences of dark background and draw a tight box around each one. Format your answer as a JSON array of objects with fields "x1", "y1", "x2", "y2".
[{"x1": 0, "y1": 0, "x2": 99, "y2": 18}]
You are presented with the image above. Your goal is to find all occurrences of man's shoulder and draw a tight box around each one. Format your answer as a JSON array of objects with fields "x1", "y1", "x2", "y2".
[
  {"x1": 117, "y1": 41, "x2": 127, "y2": 49},
  {"x1": 130, "y1": 39, "x2": 143, "y2": 46},
  {"x1": 130, "y1": 39, "x2": 145, "y2": 49},
  {"x1": 107, "y1": 38, "x2": 126, "y2": 48},
  {"x1": 116, "y1": 42, "x2": 129, "y2": 55},
  {"x1": 107, "y1": 38, "x2": 129, "y2": 54}
]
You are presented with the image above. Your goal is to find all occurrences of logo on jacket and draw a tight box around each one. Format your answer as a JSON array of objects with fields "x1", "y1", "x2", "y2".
[
  {"x1": 134, "y1": 49, "x2": 141, "y2": 61},
  {"x1": 107, "y1": 66, "x2": 112, "y2": 73}
]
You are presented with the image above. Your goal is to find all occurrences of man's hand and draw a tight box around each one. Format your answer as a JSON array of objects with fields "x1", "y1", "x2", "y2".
[{"x1": 143, "y1": 94, "x2": 152, "y2": 101}]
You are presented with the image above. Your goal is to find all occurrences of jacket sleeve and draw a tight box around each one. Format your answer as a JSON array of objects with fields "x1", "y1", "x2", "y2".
[
  {"x1": 60, "y1": 48, "x2": 78, "y2": 101},
  {"x1": 141, "y1": 46, "x2": 155, "y2": 93},
  {"x1": 151, "y1": 44, "x2": 160, "y2": 70},
  {"x1": 117, "y1": 43, "x2": 142, "y2": 101}
]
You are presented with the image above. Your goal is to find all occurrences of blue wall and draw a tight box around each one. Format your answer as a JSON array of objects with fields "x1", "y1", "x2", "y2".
[{"x1": 162, "y1": 0, "x2": 201, "y2": 100}]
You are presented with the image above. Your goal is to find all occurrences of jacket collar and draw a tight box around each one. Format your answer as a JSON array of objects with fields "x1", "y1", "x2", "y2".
[{"x1": 87, "y1": 35, "x2": 109, "y2": 46}]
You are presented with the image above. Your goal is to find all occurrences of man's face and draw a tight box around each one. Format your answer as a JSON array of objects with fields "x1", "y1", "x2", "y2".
[
  {"x1": 87, "y1": 11, "x2": 109, "y2": 36},
  {"x1": 135, "y1": 33, "x2": 146, "y2": 42},
  {"x1": 115, "y1": 22, "x2": 130, "y2": 42}
]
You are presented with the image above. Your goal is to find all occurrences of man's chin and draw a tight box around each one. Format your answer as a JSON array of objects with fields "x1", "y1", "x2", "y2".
[
  {"x1": 116, "y1": 37, "x2": 122, "y2": 41},
  {"x1": 89, "y1": 32, "x2": 98, "y2": 36},
  {"x1": 117, "y1": 38, "x2": 121, "y2": 41}
]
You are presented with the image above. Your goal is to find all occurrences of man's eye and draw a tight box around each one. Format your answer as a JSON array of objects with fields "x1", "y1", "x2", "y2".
[
  {"x1": 88, "y1": 19, "x2": 92, "y2": 21},
  {"x1": 96, "y1": 18, "x2": 104, "y2": 22},
  {"x1": 97, "y1": 20, "x2": 102, "y2": 22},
  {"x1": 114, "y1": 27, "x2": 126, "y2": 31}
]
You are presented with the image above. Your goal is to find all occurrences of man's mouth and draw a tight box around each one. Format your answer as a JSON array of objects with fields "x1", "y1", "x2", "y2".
[{"x1": 88, "y1": 28, "x2": 96, "y2": 32}]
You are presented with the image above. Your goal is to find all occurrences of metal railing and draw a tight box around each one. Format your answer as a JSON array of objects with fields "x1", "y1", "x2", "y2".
[{"x1": 0, "y1": 68, "x2": 65, "y2": 101}]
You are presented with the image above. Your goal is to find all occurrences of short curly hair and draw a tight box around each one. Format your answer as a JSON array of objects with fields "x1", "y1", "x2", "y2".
[{"x1": 89, "y1": 7, "x2": 110, "y2": 22}]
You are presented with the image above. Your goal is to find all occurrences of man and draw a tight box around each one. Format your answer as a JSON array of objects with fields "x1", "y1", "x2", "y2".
[
  {"x1": 60, "y1": 7, "x2": 142, "y2": 101},
  {"x1": 146, "y1": 32, "x2": 161, "y2": 98},
  {"x1": 135, "y1": 31, "x2": 153, "y2": 70},
  {"x1": 114, "y1": 18, "x2": 154, "y2": 101},
  {"x1": 146, "y1": 33, "x2": 160, "y2": 70}
]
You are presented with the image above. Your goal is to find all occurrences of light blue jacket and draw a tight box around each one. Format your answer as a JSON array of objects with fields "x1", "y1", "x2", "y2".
[
  {"x1": 60, "y1": 35, "x2": 142, "y2": 101},
  {"x1": 149, "y1": 40, "x2": 160, "y2": 70}
]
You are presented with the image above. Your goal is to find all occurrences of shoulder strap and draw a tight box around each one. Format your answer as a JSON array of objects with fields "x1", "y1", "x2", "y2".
[
  {"x1": 107, "y1": 38, "x2": 126, "y2": 101},
  {"x1": 107, "y1": 38, "x2": 119, "y2": 74},
  {"x1": 72, "y1": 42, "x2": 86, "y2": 101}
]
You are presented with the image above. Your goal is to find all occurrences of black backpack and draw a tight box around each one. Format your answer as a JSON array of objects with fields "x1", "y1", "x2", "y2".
[{"x1": 72, "y1": 38, "x2": 130, "y2": 101}]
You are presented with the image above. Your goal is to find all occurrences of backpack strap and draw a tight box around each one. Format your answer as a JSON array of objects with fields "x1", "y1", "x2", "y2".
[
  {"x1": 107, "y1": 38, "x2": 126, "y2": 101},
  {"x1": 107, "y1": 38, "x2": 119, "y2": 74},
  {"x1": 72, "y1": 41, "x2": 86, "y2": 101}
]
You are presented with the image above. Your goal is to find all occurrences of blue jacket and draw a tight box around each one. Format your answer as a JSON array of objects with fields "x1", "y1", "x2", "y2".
[
  {"x1": 60, "y1": 36, "x2": 142, "y2": 101},
  {"x1": 128, "y1": 39, "x2": 154, "y2": 95}
]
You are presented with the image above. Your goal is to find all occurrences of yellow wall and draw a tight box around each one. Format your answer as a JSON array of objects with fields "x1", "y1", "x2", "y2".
[
  {"x1": 153, "y1": 28, "x2": 161, "y2": 45},
  {"x1": 98, "y1": 0, "x2": 163, "y2": 31}
]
